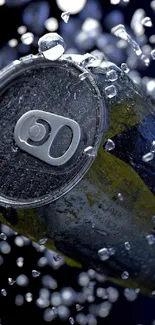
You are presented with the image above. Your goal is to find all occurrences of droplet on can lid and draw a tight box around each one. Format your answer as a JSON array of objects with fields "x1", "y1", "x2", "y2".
[
  {"x1": 38, "y1": 33, "x2": 66, "y2": 61},
  {"x1": 98, "y1": 248, "x2": 110, "y2": 261},
  {"x1": 105, "y1": 85, "x2": 117, "y2": 98},
  {"x1": 106, "y1": 69, "x2": 118, "y2": 81}
]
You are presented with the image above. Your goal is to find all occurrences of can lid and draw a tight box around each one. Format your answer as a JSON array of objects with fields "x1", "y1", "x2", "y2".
[{"x1": 0, "y1": 55, "x2": 105, "y2": 208}]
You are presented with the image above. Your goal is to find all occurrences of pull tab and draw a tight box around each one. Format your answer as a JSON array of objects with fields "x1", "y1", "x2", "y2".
[{"x1": 14, "y1": 110, "x2": 81, "y2": 166}]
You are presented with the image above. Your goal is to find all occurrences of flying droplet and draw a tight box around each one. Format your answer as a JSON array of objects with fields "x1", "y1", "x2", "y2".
[
  {"x1": 78, "y1": 272, "x2": 90, "y2": 287},
  {"x1": 142, "y1": 17, "x2": 153, "y2": 27},
  {"x1": 21, "y1": 32, "x2": 34, "y2": 45},
  {"x1": 32, "y1": 270, "x2": 41, "y2": 278},
  {"x1": 1, "y1": 289, "x2": 7, "y2": 296},
  {"x1": 17, "y1": 25, "x2": 27, "y2": 35},
  {"x1": 61, "y1": 11, "x2": 70, "y2": 23},
  {"x1": 124, "y1": 288, "x2": 138, "y2": 301},
  {"x1": 105, "y1": 85, "x2": 117, "y2": 98},
  {"x1": 98, "y1": 248, "x2": 110, "y2": 261},
  {"x1": 16, "y1": 274, "x2": 29, "y2": 287},
  {"x1": 121, "y1": 62, "x2": 130, "y2": 73},
  {"x1": 146, "y1": 234, "x2": 155, "y2": 245},
  {"x1": 38, "y1": 32, "x2": 65, "y2": 60},
  {"x1": 8, "y1": 39, "x2": 18, "y2": 47},
  {"x1": 16, "y1": 257, "x2": 24, "y2": 267},
  {"x1": 38, "y1": 238, "x2": 48, "y2": 245},
  {"x1": 0, "y1": 233, "x2": 7, "y2": 240},
  {"x1": 25, "y1": 292, "x2": 33, "y2": 302},
  {"x1": 124, "y1": 241, "x2": 131, "y2": 250},
  {"x1": 152, "y1": 216, "x2": 155, "y2": 223},
  {"x1": 121, "y1": 271, "x2": 129, "y2": 279},
  {"x1": 69, "y1": 317, "x2": 75, "y2": 324},
  {"x1": 76, "y1": 304, "x2": 84, "y2": 312},
  {"x1": 44, "y1": 17, "x2": 58, "y2": 32},
  {"x1": 142, "y1": 152, "x2": 154, "y2": 162},
  {"x1": 105, "y1": 139, "x2": 115, "y2": 151},
  {"x1": 8, "y1": 277, "x2": 16, "y2": 285}
]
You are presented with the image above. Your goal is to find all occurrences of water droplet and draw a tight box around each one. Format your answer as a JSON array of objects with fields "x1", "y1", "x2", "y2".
[
  {"x1": 16, "y1": 256, "x2": 24, "y2": 267},
  {"x1": 98, "y1": 248, "x2": 110, "y2": 261},
  {"x1": 38, "y1": 238, "x2": 48, "y2": 245},
  {"x1": 61, "y1": 287, "x2": 76, "y2": 306},
  {"x1": 51, "y1": 292, "x2": 62, "y2": 306},
  {"x1": 142, "y1": 17, "x2": 152, "y2": 27},
  {"x1": 0, "y1": 0, "x2": 5, "y2": 5},
  {"x1": 32, "y1": 270, "x2": 41, "y2": 278},
  {"x1": 151, "y1": 141, "x2": 155, "y2": 153},
  {"x1": 17, "y1": 25, "x2": 27, "y2": 35},
  {"x1": 121, "y1": 62, "x2": 130, "y2": 73},
  {"x1": 87, "y1": 314, "x2": 97, "y2": 325},
  {"x1": 146, "y1": 234, "x2": 155, "y2": 245},
  {"x1": 57, "y1": 305, "x2": 70, "y2": 321},
  {"x1": 83, "y1": 146, "x2": 97, "y2": 157},
  {"x1": 142, "y1": 152, "x2": 154, "y2": 162},
  {"x1": 15, "y1": 294, "x2": 24, "y2": 306},
  {"x1": 53, "y1": 254, "x2": 62, "y2": 262},
  {"x1": 124, "y1": 241, "x2": 131, "y2": 250},
  {"x1": 0, "y1": 241, "x2": 11, "y2": 254},
  {"x1": 8, "y1": 39, "x2": 18, "y2": 47},
  {"x1": 14, "y1": 236, "x2": 24, "y2": 247},
  {"x1": 42, "y1": 275, "x2": 57, "y2": 290},
  {"x1": 37, "y1": 256, "x2": 48, "y2": 267},
  {"x1": 44, "y1": 17, "x2": 58, "y2": 32},
  {"x1": 79, "y1": 71, "x2": 89, "y2": 80},
  {"x1": 69, "y1": 317, "x2": 75, "y2": 324},
  {"x1": 96, "y1": 287, "x2": 107, "y2": 298},
  {"x1": 21, "y1": 32, "x2": 34, "y2": 45},
  {"x1": 118, "y1": 193, "x2": 123, "y2": 201},
  {"x1": 105, "y1": 139, "x2": 115, "y2": 151},
  {"x1": 8, "y1": 277, "x2": 15, "y2": 285},
  {"x1": 0, "y1": 233, "x2": 7, "y2": 240},
  {"x1": 152, "y1": 216, "x2": 155, "y2": 223},
  {"x1": 109, "y1": 247, "x2": 116, "y2": 256},
  {"x1": 107, "y1": 287, "x2": 119, "y2": 302},
  {"x1": 111, "y1": 24, "x2": 142, "y2": 56},
  {"x1": 43, "y1": 308, "x2": 55, "y2": 322},
  {"x1": 61, "y1": 11, "x2": 70, "y2": 23},
  {"x1": 78, "y1": 272, "x2": 90, "y2": 287},
  {"x1": 121, "y1": 271, "x2": 129, "y2": 279},
  {"x1": 76, "y1": 304, "x2": 84, "y2": 312},
  {"x1": 38, "y1": 32, "x2": 65, "y2": 60},
  {"x1": 151, "y1": 49, "x2": 155, "y2": 60},
  {"x1": 105, "y1": 85, "x2": 117, "y2": 98},
  {"x1": 106, "y1": 69, "x2": 118, "y2": 82},
  {"x1": 25, "y1": 292, "x2": 33, "y2": 302},
  {"x1": 124, "y1": 288, "x2": 138, "y2": 301},
  {"x1": 1, "y1": 289, "x2": 7, "y2": 296},
  {"x1": 16, "y1": 274, "x2": 29, "y2": 287}
]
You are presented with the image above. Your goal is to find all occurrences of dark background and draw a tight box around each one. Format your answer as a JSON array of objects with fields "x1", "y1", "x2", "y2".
[{"x1": 0, "y1": 0, "x2": 155, "y2": 324}]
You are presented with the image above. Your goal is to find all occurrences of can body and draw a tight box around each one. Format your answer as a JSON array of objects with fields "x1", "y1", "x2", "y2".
[{"x1": 0, "y1": 56, "x2": 155, "y2": 293}]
